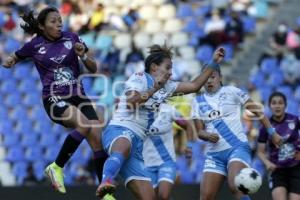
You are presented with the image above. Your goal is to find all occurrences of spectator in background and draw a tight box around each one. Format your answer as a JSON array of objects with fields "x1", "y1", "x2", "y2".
[
  {"x1": 225, "y1": 11, "x2": 244, "y2": 48},
  {"x1": 280, "y1": 53, "x2": 300, "y2": 87},
  {"x1": 124, "y1": 43, "x2": 144, "y2": 77},
  {"x1": 23, "y1": 164, "x2": 39, "y2": 186},
  {"x1": 123, "y1": 8, "x2": 139, "y2": 32},
  {"x1": 68, "y1": 5, "x2": 89, "y2": 32},
  {"x1": 88, "y1": 3, "x2": 105, "y2": 32},
  {"x1": 257, "y1": 92, "x2": 300, "y2": 200}
]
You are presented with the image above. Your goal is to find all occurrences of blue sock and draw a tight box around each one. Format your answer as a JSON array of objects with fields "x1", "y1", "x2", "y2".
[
  {"x1": 101, "y1": 152, "x2": 125, "y2": 183},
  {"x1": 240, "y1": 196, "x2": 251, "y2": 200}
]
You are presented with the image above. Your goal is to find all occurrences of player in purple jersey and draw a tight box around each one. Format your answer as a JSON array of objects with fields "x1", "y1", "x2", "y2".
[
  {"x1": 258, "y1": 92, "x2": 300, "y2": 200},
  {"x1": 1, "y1": 7, "x2": 107, "y2": 194}
]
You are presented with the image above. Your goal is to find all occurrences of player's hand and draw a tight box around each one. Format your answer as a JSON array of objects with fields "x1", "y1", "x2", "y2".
[
  {"x1": 154, "y1": 72, "x2": 170, "y2": 90},
  {"x1": 265, "y1": 161, "x2": 277, "y2": 172},
  {"x1": 271, "y1": 132, "x2": 283, "y2": 148},
  {"x1": 212, "y1": 47, "x2": 225, "y2": 64},
  {"x1": 74, "y1": 42, "x2": 85, "y2": 57},
  {"x1": 2, "y1": 55, "x2": 16, "y2": 68}
]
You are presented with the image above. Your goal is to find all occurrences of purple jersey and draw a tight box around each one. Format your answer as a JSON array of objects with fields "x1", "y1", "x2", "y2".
[
  {"x1": 15, "y1": 31, "x2": 87, "y2": 98},
  {"x1": 258, "y1": 113, "x2": 300, "y2": 168}
]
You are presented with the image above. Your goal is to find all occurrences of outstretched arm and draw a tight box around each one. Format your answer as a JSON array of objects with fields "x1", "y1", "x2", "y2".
[
  {"x1": 74, "y1": 42, "x2": 97, "y2": 73},
  {"x1": 174, "y1": 47, "x2": 225, "y2": 95}
]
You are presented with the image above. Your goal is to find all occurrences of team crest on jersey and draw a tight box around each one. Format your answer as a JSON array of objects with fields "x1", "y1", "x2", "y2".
[
  {"x1": 288, "y1": 122, "x2": 295, "y2": 130},
  {"x1": 50, "y1": 55, "x2": 66, "y2": 64},
  {"x1": 219, "y1": 93, "x2": 227, "y2": 101},
  {"x1": 64, "y1": 41, "x2": 72, "y2": 49}
]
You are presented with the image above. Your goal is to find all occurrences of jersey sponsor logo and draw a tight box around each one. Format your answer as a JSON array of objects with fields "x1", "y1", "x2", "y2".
[
  {"x1": 204, "y1": 158, "x2": 216, "y2": 168},
  {"x1": 50, "y1": 55, "x2": 66, "y2": 64},
  {"x1": 63, "y1": 41, "x2": 72, "y2": 49},
  {"x1": 54, "y1": 67, "x2": 76, "y2": 86},
  {"x1": 38, "y1": 46, "x2": 46, "y2": 54},
  {"x1": 56, "y1": 100, "x2": 66, "y2": 108},
  {"x1": 208, "y1": 110, "x2": 221, "y2": 119}
]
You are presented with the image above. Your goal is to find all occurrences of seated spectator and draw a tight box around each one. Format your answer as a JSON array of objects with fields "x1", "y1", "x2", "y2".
[
  {"x1": 69, "y1": 5, "x2": 89, "y2": 32},
  {"x1": 88, "y1": 3, "x2": 105, "y2": 32},
  {"x1": 123, "y1": 8, "x2": 139, "y2": 31},
  {"x1": 280, "y1": 53, "x2": 300, "y2": 87},
  {"x1": 225, "y1": 11, "x2": 244, "y2": 48}
]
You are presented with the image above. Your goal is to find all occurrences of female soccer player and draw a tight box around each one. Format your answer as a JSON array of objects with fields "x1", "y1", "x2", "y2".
[
  {"x1": 257, "y1": 92, "x2": 300, "y2": 200},
  {"x1": 95, "y1": 44, "x2": 225, "y2": 200},
  {"x1": 191, "y1": 67, "x2": 283, "y2": 200},
  {"x1": 143, "y1": 103, "x2": 195, "y2": 200},
  {"x1": 2, "y1": 7, "x2": 106, "y2": 193}
]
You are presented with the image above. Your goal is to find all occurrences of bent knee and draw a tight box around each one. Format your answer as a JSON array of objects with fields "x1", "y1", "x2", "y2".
[
  {"x1": 158, "y1": 191, "x2": 170, "y2": 200},
  {"x1": 201, "y1": 192, "x2": 217, "y2": 200}
]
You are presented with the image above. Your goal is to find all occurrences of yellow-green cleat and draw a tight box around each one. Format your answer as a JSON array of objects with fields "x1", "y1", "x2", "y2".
[
  {"x1": 102, "y1": 194, "x2": 116, "y2": 200},
  {"x1": 44, "y1": 162, "x2": 66, "y2": 194}
]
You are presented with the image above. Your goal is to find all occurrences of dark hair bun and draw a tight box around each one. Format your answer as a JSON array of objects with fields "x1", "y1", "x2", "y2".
[{"x1": 148, "y1": 43, "x2": 173, "y2": 58}]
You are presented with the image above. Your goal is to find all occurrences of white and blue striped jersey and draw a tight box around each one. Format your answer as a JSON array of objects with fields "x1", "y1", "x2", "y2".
[
  {"x1": 143, "y1": 104, "x2": 181, "y2": 167},
  {"x1": 109, "y1": 72, "x2": 178, "y2": 139},
  {"x1": 191, "y1": 86, "x2": 250, "y2": 152}
]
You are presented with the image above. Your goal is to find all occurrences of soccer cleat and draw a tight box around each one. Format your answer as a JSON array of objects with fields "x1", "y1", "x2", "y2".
[
  {"x1": 102, "y1": 194, "x2": 116, "y2": 200},
  {"x1": 96, "y1": 180, "x2": 116, "y2": 198},
  {"x1": 44, "y1": 162, "x2": 66, "y2": 194}
]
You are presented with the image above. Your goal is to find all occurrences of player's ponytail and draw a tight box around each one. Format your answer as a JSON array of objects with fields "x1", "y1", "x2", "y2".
[
  {"x1": 20, "y1": 7, "x2": 59, "y2": 35},
  {"x1": 145, "y1": 43, "x2": 173, "y2": 73}
]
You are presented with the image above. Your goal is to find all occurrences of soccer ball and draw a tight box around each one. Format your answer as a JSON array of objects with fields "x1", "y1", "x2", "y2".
[{"x1": 234, "y1": 168, "x2": 262, "y2": 194}]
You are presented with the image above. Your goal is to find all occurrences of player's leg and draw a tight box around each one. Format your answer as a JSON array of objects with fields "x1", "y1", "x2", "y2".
[
  {"x1": 287, "y1": 165, "x2": 300, "y2": 200},
  {"x1": 272, "y1": 187, "x2": 287, "y2": 200},
  {"x1": 200, "y1": 152, "x2": 227, "y2": 200},
  {"x1": 200, "y1": 172, "x2": 225, "y2": 200},
  {"x1": 127, "y1": 180, "x2": 156, "y2": 200},
  {"x1": 269, "y1": 167, "x2": 288, "y2": 200},
  {"x1": 157, "y1": 162, "x2": 176, "y2": 200},
  {"x1": 76, "y1": 97, "x2": 108, "y2": 183},
  {"x1": 44, "y1": 104, "x2": 95, "y2": 193},
  {"x1": 227, "y1": 145, "x2": 252, "y2": 200},
  {"x1": 96, "y1": 125, "x2": 133, "y2": 198}
]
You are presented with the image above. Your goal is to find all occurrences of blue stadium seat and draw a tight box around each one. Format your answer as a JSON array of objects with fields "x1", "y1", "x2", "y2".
[
  {"x1": 15, "y1": 120, "x2": 34, "y2": 134},
  {"x1": 295, "y1": 85, "x2": 300, "y2": 101},
  {"x1": 268, "y1": 70, "x2": 284, "y2": 87},
  {"x1": 5, "y1": 93, "x2": 22, "y2": 107},
  {"x1": 176, "y1": 3, "x2": 193, "y2": 18},
  {"x1": 21, "y1": 134, "x2": 38, "y2": 147},
  {"x1": 0, "y1": 120, "x2": 14, "y2": 135},
  {"x1": 242, "y1": 15, "x2": 256, "y2": 33},
  {"x1": 44, "y1": 146, "x2": 58, "y2": 162},
  {"x1": 258, "y1": 86, "x2": 273, "y2": 103},
  {"x1": 0, "y1": 11, "x2": 5, "y2": 26},
  {"x1": 196, "y1": 45, "x2": 214, "y2": 64},
  {"x1": 6, "y1": 146, "x2": 24, "y2": 162},
  {"x1": 39, "y1": 134, "x2": 57, "y2": 147},
  {"x1": 34, "y1": 121, "x2": 52, "y2": 133},
  {"x1": 193, "y1": 4, "x2": 211, "y2": 17},
  {"x1": 287, "y1": 99, "x2": 299, "y2": 115},
  {"x1": 12, "y1": 161, "x2": 28, "y2": 185},
  {"x1": 261, "y1": 58, "x2": 278, "y2": 75},
  {"x1": 25, "y1": 146, "x2": 43, "y2": 162},
  {"x1": 4, "y1": 37, "x2": 21, "y2": 54},
  {"x1": 69, "y1": 162, "x2": 80, "y2": 178},
  {"x1": 81, "y1": 76, "x2": 94, "y2": 93},
  {"x1": 219, "y1": 43, "x2": 233, "y2": 62},
  {"x1": 30, "y1": 106, "x2": 48, "y2": 121},
  {"x1": 182, "y1": 18, "x2": 199, "y2": 33},
  {"x1": 23, "y1": 92, "x2": 41, "y2": 107},
  {"x1": 14, "y1": 63, "x2": 32, "y2": 80},
  {"x1": 188, "y1": 33, "x2": 200, "y2": 47},
  {"x1": 10, "y1": 106, "x2": 28, "y2": 121},
  {"x1": 3, "y1": 133, "x2": 19, "y2": 147},
  {"x1": 1, "y1": 79, "x2": 17, "y2": 94},
  {"x1": 70, "y1": 148, "x2": 88, "y2": 165},
  {"x1": 33, "y1": 161, "x2": 46, "y2": 180},
  {"x1": 19, "y1": 79, "x2": 38, "y2": 93},
  {"x1": 276, "y1": 85, "x2": 293, "y2": 98},
  {"x1": 79, "y1": 32, "x2": 96, "y2": 49},
  {"x1": 0, "y1": 67, "x2": 13, "y2": 81},
  {"x1": 249, "y1": 70, "x2": 265, "y2": 88},
  {"x1": 94, "y1": 34, "x2": 113, "y2": 51}
]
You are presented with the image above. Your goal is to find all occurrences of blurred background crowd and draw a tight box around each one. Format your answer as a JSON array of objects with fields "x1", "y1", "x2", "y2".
[{"x1": 0, "y1": 0, "x2": 300, "y2": 187}]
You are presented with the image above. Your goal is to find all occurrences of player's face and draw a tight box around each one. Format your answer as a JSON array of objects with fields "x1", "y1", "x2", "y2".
[
  {"x1": 205, "y1": 71, "x2": 221, "y2": 93},
  {"x1": 40, "y1": 11, "x2": 62, "y2": 40},
  {"x1": 154, "y1": 58, "x2": 172, "y2": 79},
  {"x1": 270, "y1": 96, "x2": 286, "y2": 117}
]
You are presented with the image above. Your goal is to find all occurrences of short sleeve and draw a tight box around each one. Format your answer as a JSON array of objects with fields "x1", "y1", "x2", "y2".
[
  {"x1": 165, "y1": 80, "x2": 179, "y2": 96},
  {"x1": 191, "y1": 98, "x2": 200, "y2": 119},
  {"x1": 257, "y1": 126, "x2": 268, "y2": 143},
  {"x1": 228, "y1": 86, "x2": 250, "y2": 105},
  {"x1": 123, "y1": 72, "x2": 146, "y2": 93},
  {"x1": 15, "y1": 42, "x2": 33, "y2": 60}
]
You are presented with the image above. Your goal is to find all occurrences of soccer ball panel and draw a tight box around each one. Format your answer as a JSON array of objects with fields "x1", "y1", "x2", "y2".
[{"x1": 234, "y1": 168, "x2": 262, "y2": 194}]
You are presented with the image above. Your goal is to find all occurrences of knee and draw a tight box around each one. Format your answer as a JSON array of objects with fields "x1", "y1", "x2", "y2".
[
  {"x1": 228, "y1": 183, "x2": 239, "y2": 196},
  {"x1": 158, "y1": 190, "x2": 170, "y2": 200},
  {"x1": 200, "y1": 191, "x2": 215, "y2": 200}
]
